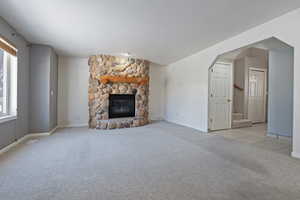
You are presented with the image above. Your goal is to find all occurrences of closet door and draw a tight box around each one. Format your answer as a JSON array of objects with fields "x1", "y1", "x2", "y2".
[
  {"x1": 209, "y1": 62, "x2": 233, "y2": 130},
  {"x1": 248, "y1": 68, "x2": 267, "y2": 123}
]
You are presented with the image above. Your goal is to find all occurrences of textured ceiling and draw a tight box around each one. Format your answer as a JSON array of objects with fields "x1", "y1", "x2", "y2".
[{"x1": 0, "y1": 0, "x2": 300, "y2": 65}]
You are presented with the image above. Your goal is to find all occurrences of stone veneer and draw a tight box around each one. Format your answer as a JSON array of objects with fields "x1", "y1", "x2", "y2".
[{"x1": 88, "y1": 55, "x2": 149, "y2": 129}]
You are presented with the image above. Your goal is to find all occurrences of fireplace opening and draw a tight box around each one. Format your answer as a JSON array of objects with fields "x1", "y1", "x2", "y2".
[{"x1": 109, "y1": 94, "x2": 135, "y2": 118}]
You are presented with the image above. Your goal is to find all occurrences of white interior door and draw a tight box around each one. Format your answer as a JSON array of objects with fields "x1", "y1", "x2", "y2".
[
  {"x1": 209, "y1": 62, "x2": 232, "y2": 131},
  {"x1": 248, "y1": 68, "x2": 266, "y2": 123}
]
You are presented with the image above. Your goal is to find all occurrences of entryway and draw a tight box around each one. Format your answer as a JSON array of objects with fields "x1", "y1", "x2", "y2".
[{"x1": 208, "y1": 37, "x2": 294, "y2": 155}]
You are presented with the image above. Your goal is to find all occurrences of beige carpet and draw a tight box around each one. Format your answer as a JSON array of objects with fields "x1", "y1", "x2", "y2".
[{"x1": 0, "y1": 121, "x2": 300, "y2": 200}]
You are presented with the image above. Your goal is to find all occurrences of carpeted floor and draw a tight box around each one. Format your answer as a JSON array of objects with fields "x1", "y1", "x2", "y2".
[
  {"x1": 215, "y1": 123, "x2": 292, "y2": 155},
  {"x1": 0, "y1": 121, "x2": 300, "y2": 200}
]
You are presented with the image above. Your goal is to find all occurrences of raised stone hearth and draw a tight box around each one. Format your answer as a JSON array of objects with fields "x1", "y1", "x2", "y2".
[{"x1": 88, "y1": 55, "x2": 149, "y2": 129}]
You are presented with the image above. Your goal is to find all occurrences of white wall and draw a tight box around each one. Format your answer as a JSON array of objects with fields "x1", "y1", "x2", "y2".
[
  {"x1": 248, "y1": 48, "x2": 269, "y2": 68},
  {"x1": 164, "y1": 8, "x2": 300, "y2": 157},
  {"x1": 58, "y1": 57, "x2": 165, "y2": 127},
  {"x1": 165, "y1": 56, "x2": 208, "y2": 131},
  {"x1": 268, "y1": 49, "x2": 293, "y2": 137},
  {"x1": 149, "y1": 63, "x2": 165, "y2": 120},
  {"x1": 58, "y1": 57, "x2": 89, "y2": 127}
]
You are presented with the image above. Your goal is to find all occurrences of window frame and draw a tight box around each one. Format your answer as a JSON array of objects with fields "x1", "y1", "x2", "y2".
[
  {"x1": 0, "y1": 36, "x2": 17, "y2": 123},
  {"x1": 1, "y1": 52, "x2": 9, "y2": 116},
  {"x1": 0, "y1": 51, "x2": 17, "y2": 122}
]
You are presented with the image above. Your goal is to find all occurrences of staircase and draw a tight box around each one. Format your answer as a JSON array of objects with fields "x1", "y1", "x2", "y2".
[{"x1": 232, "y1": 113, "x2": 252, "y2": 128}]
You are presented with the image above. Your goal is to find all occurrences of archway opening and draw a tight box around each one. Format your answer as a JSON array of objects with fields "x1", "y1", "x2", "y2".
[{"x1": 208, "y1": 37, "x2": 294, "y2": 155}]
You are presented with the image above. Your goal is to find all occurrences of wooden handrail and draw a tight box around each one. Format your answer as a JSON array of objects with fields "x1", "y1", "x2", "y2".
[{"x1": 234, "y1": 84, "x2": 244, "y2": 91}]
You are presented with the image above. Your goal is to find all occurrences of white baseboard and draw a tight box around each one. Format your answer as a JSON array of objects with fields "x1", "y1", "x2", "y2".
[
  {"x1": 0, "y1": 135, "x2": 30, "y2": 155},
  {"x1": 149, "y1": 117, "x2": 164, "y2": 121},
  {"x1": 0, "y1": 126, "x2": 58, "y2": 155},
  {"x1": 267, "y1": 133, "x2": 292, "y2": 141},
  {"x1": 291, "y1": 151, "x2": 300, "y2": 159},
  {"x1": 28, "y1": 126, "x2": 58, "y2": 136}
]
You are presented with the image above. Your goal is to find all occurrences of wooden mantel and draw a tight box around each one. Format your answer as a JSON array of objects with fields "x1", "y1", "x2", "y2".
[{"x1": 97, "y1": 75, "x2": 149, "y2": 85}]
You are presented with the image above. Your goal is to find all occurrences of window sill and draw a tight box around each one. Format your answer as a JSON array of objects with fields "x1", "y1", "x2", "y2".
[{"x1": 0, "y1": 115, "x2": 17, "y2": 124}]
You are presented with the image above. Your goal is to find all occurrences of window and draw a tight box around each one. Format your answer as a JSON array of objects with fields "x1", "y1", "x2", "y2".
[
  {"x1": 0, "y1": 37, "x2": 17, "y2": 121},
  {"x1": 0, "y1": 49, "x2": 6, "y2": 115}
]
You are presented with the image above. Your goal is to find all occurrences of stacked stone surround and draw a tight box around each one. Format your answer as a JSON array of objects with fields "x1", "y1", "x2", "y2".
[{"x1": 88, "y1": 54, "x2": 150, "y2": 129}]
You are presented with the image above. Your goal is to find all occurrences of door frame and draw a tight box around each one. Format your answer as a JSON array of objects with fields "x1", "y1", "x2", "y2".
[
  {"x1": 248, "y1": 67, "x2": 268, "y2": 123},
  {"x1": 208, "y1": 61, "x2": 234, "y2": 131}
]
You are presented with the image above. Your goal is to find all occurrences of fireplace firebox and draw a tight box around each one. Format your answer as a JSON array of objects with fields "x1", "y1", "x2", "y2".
[{"x1": 109, "y1": 94, "x2": 135, "y2": 118}]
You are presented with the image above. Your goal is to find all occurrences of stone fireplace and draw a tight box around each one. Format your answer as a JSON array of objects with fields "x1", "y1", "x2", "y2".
[{"x1": 88, "y1": 55, "x2": 149, "y2": 129}]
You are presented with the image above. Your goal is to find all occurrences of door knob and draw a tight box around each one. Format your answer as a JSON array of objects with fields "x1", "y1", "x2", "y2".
[{"x1": 227, "y1": 99, "x2": 232, "y2": 102}]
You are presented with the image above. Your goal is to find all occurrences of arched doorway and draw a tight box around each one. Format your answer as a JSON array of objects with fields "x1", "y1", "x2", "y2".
[{"x1": 208, "y1": 37, "x2": 294, "y2": 155}]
